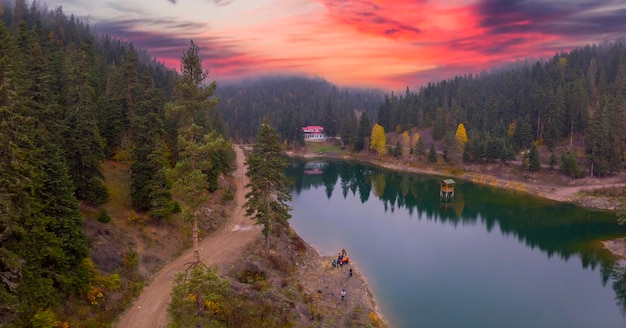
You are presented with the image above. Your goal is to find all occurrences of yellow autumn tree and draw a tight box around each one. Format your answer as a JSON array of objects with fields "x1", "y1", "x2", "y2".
[
  {"x1": 401, "y1": 131, "x2": 410, "y2": 149},
  {"x1": 370, "y1": 124, "x2": 387, "y2": 156},
  {"x1": 455, "y1": 123, "x2": 468, "y2": 149},
  {"x1": 411, "y1": 132, "x2": 420, "y2": 148}
]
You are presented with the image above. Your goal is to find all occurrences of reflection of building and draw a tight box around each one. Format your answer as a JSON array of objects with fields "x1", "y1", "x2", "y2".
[
  {"x1": 440, "y1": 179, "x2": 455, "y2": 201},
  {"x1": 302, "y1": 125, "x2": 328, "y2": 142},
  {"x1": 304, "y1": 161, "x2": 328, "y2": 175}
]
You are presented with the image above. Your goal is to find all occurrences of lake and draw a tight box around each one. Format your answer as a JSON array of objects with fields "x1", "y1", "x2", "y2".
[{"x1": 286, "y1": 160, "x2": 626, "y2": 328}]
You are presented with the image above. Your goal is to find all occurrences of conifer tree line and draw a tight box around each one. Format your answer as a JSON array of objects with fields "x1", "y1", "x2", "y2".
[
  {"x1": 0, "y1": 0, "x2": 232, "y2": 325},
  {"x1": 216, "y1": 76, "x2": 384, "y2": 145},
  {"x1": 375, "y1": 42, "x2": 626, "y2": 177}
]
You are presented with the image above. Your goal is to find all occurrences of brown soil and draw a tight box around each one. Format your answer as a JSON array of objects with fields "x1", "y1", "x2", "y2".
[
  {"x1": 292, "y1": 251, "x2": 388, "y2": 327},
  {"x1": 115, "y1": 145, "x2": 388, "y2": 327},
  {"x1": 115, "y1": 145, "x2": 261, "y2": 327},
  {"x1": 111, "y1": 142, "x2": 624, "y2": 327}
]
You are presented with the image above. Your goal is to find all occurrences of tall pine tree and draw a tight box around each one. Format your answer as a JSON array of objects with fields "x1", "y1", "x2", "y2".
[{"x1": 244, "y1": 119, "x2": 293, "y2": 253}]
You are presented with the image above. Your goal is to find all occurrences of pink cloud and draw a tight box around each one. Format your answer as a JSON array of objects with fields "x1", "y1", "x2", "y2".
[{"x1": 90, "y1": 0, "x2": 626, "y2": 91}]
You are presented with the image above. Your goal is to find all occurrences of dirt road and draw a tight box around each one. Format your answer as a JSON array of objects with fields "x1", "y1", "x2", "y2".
[{"x1": 116, "y1": 145, "x2": 260, "y2": 328}]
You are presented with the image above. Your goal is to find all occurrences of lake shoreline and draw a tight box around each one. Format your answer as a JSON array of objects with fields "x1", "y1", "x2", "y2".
[{"x1": 287, "y1": 150, "x2": 626, "y2": 260}]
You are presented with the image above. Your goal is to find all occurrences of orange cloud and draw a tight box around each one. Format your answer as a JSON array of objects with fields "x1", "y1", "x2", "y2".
[{"x1": 87, "y1": 0, "x2": 626, "y2": 91}]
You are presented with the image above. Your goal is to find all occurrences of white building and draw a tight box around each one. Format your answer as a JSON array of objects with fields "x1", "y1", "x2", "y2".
[{"x1": 302, "y1": 126, "x2": 328, "y2": 142}]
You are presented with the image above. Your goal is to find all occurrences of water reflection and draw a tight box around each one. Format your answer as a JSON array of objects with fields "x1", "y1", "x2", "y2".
[{"x1": 287, "y1": 159, "x2": 626, "y2": 316}]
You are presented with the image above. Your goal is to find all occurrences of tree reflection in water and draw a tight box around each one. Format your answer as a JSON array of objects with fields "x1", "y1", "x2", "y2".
[{"x1": 287, "y1": 159, "x2": 626, "y2": 313}]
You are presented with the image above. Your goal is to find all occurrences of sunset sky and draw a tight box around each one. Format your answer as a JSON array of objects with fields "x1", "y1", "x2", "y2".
[{"x1": 49, "y1": 0, "x2": 626, "y2": 91}]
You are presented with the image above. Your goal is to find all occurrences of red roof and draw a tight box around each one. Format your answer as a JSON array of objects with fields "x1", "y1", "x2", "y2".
[{"x1": 302, "y1": 125, "x2": 324, "y2": 131}]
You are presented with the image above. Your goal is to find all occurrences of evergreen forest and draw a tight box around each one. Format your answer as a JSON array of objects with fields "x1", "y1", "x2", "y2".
[
  {"x1": 375, "y1": 42, "x2": 626, "y2": 177},
  {"x1": 0, "y1": 0, "x2": 233, "y2": 325},
  {"x1": 2, "y1": 0, "x2": 626, "y2": 326},
  {"x1": 217, "y1": 76, "x2": 384, "y2": 144}
]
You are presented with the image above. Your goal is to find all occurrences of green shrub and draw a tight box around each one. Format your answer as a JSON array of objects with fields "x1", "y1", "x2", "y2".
[
  {"x1": 221, "y1": 187, "x2": 235, "y2": 202},
  {"x1": 172, "y1": 201, "x2": 182, "y2": 213},
  {"x1": 97, "y1": 209, "x2": 111, "y2": 223},
  {"x1": 238, "y1": 269, "x2": 267, "y2": 284}
]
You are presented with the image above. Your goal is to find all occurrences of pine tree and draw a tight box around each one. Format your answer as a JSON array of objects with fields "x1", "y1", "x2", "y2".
[
  {"x1": 432, "y1": 107, "x2": 446, "y2": 140},
  {"x1": 339, "y1": 108, "x2": 356, "y2": 146},
  {"x1": 442, "y1": 131, "x2": 459, "y2": 162},
  {"x1": 321, "y1": 99, "x2": 336, "y2": 138},
  {"x1": 513, "y1": 116, "x2": 533, "y2": 150},
  {"x1": 393, "y1": 141, "x2": 402, "y2": 157},
  {"x1": 0, "y1": 17, "x2": 30, "y2": 323},
  {"x1": 428, "y1": 144, "x2": 438, "y2": 163},
  {"x1": 168, "y1": 265, "x2": 232, "y2": 327},
  {"x1": 129, "y1": 72, "x2": 174, "y2": 218},
  {"x1": 528, "y1": 143, "x2": 541, "y2": 171},
  {"x1": 244, "y1": 119, "x2": 293, "y2": 253},
  {"x1": 560, "y1": 151, "x2": 584, "y2": 178},
  {"x1": 414, "y1": 136, "x2": 426, "y2": 160},
  {"x1": 167, "y1": 40, "x2": 223, "y2": 265},
  {"x1": 354, "y1": 112, "x2": 372, "y2": 151},
  {"x1": 549, "y1": 150, "x2": 557, "y2": 171},
  {"x1": 585, "y1": 100, "x2": 613, "y2": 177},
  {"x1": 62, "y1": 39, "x2": 108, "y2": 204}
]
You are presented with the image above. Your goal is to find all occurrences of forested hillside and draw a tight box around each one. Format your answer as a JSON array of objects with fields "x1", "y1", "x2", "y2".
[
  {"x1": 0, "y1": 0, "x2": 232, "y2": 326},
  {"x1": 376, "y1": 42, "x2": 626, "y2": 177},
  {"x1": 1, "y1": 0, "x2": 625, "y2": 325},
  {"x1": 217, "y1": 76, "x2": 384, "y2": 143}
]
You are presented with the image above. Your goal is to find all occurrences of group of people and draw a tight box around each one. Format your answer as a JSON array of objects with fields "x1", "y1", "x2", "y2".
[
  {"x1": 332, "y1": 248, "x2": 352, "y2": 302},
  {"x1": 332, "y1": 248, "x2": 350, "y2": 267}
]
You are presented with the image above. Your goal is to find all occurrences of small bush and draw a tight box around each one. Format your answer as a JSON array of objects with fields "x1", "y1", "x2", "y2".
[
  {"x1": 172, "y1": 202, "x2": 182, "y2": 213},
  {"x1": 97, "y1": 209, "x2": 111, "y2": 223},
  {"x1": 290, "y1": 235, "x2": 307, "y2": 254},
  {"x1": 221, "y1": 187, "x2": 235, "y2": 202},
  {"x1": 254, "y1": 280, "x2": 268, "y2": 291},
  {"x1": 238, "y1": 269, "x2": 267, "y2": 284},
  {"x1": 268, "y1": 252, "x2": 294, "y2": 275},
  {"x1": 31, "y1": 309, "x2": 57, "y2": 328},
  {"x1": 369, "y1": 312, "x2": 384, "y2": 328},
  {"x1": 126, "y1": 210, "x2": 142, "y2": 224}
]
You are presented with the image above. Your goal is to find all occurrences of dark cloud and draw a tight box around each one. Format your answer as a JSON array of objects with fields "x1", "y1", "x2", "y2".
[
  {"x1": 384, "y1": 63, "x2": 480, "y2": 91},
  {"x1": 449, "y1": 36, "x2": 530, "y2": 55},
  {"x1": 95, "y1": 17, "x2": 207, "y2": 34},
  {"x1": 476, "y1": 0, "x2": 626, "y2": 38},
  {"x1": 92, "y1": 19, "x2": 238, "y2": 62},
  {"x1": 90, "y1": 18, "x2": 315, "y2": 81},
  {"x1": 105, "y1": 3, "x2": 149, "y2": 16},
  {"x1": 211, "y1": 0, "x2": 234, "y2": 6},
  {"x1": 167, "y1": 0, "x2": 234, "y2": 5}
]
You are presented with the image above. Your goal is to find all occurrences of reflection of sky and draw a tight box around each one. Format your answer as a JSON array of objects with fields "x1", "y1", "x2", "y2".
[
  {"x1": 48, "y1": 0, "x2": 626, "y2": 91},
  {"x1": 290, "y1": 179, "x2": 625, "y2": 328}
]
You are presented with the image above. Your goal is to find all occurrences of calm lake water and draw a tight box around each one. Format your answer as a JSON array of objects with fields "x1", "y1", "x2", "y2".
[{"x1": 286, "y1": 160, "x2": 626, "y2": 328}]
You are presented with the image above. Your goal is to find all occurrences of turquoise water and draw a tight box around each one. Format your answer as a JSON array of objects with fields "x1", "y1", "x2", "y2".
[{"x1": 287, "y1": 160, "x2": 626, "y2": 327}]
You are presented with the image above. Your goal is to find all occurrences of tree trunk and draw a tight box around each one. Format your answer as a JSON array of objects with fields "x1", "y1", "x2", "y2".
[
  {"x1": 265, "y1": 233, "x2": 270, "y2": 254},
  {"x1": 196, "y1": 292, "x2": 204, "y2": 328},
  {"x1": 193, "y1": 218, "x2": 200, "y2": 263},
  {"x1": 569, "y1": 120, "x2": 574, "y2": 149}
]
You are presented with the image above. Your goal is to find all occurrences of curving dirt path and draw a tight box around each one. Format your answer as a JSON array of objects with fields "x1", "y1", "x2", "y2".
[
  {"x1": 542, "y1": 182, "x2": 626, "y2": 202},
  {"x1": 116, "y1": 145, "x2": 261, "y2": 328}
]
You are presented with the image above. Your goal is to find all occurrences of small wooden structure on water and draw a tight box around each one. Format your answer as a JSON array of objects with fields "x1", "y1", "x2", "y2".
[{"x1": 440, "y1": 179, "x2": 455, "y2": 201}]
